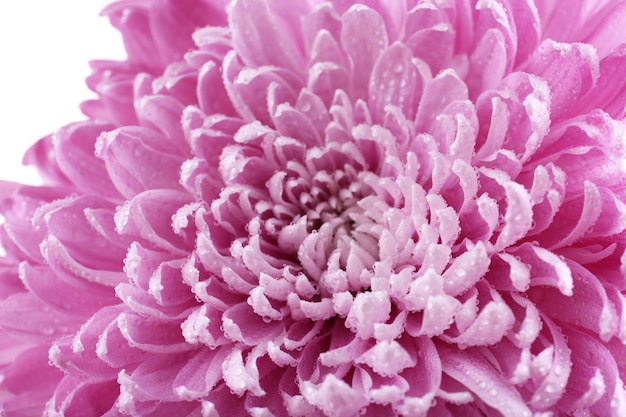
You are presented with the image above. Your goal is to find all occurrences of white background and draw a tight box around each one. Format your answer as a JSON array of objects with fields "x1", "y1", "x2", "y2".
[{"x1": 0, "y1": 1, "x2": 125, "y2": 184}]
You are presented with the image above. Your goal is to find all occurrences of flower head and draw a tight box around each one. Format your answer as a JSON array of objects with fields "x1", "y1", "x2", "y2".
[{"x1": 3, "y1": 0, "x2": 626, "y2": 416}]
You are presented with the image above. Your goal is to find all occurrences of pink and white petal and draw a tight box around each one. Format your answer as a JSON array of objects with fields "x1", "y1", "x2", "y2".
[
  {"x1": 22, "y1": 137, "x2": 73, "y2": 190},
  {"x1": 0, "y1": 346, "x2": 62, "y2": 416},
  {"x1": 301, "y1": 373, "x2": 369, "y2": 417},
  {"x1": 116, "y1": 312, "x2": 191, "y2": 353},
  {"x1": 357, "y1": 340, "x2": 415, "y2": 378},
  {"x1": 271, "y1": 102, "x2": 322, "y2": 148},
  {"x1": 102, "y1": 3, "x2": 161, "y2": 70},
  {"x1": 544, "y1": 181, "x2": 603, "y2": 250},
  {"x1": 395, "y1": 337, "x2": 441, "y2": 416},
  {"x1": 197, "y1": 60, "x2": 237, "y2": 117},
  {"x1": 524, "y1": 163, "x2": 566, "y2": 236},
  {"x1": 508, "y1": 293, "x2": 542, "y2": 349},
  {"x1": 149, "y1": 0, "x2": 228, "y2": 63},
  {"x1": 96, "y1": 315, "x2": 149, "y2": 369},
  {"x1": 530, "y1": 261, "x2": 619, "y2": 342},
  {"x1": 466, "y1": 28, "x2": 508, "y2": 97},
  {"x1": 173, "y1": 348, "x2": 229, "y2": 400},
  {"x1": 450, "y1": 296, "x2": 515, "y2": 348},
  {"x1": 114, "y1": 190, "x2": 194, "y2": 254},
  {"x1": 96, "y1": 127, "x2": 186, "y2": 199},
  {"x1": 420, "y1": 294, "x2": 463, "y2": 337},
  {"x1": 38, "y1": 195, "x2": 127, "y2": 271},
  {"x1": 50, "y1": 307, "x2": 127, "y2": 380},
  {"x1": 148, "y1": 260, "x2": 197, "y2": 307},
  {"x1": 236, "y1": 67, "x2": 299, "y2": 127},
  {"x1": 487, "y1": 253, "x2": 531, "y2": 292},
  {"x1": 308, "y1": 28, "x2": 346, "y2": 68},
  {"x1": 134, "y1": 95, "x2": 189, "y2": 154},
  {"x1": 221, "y1": 302, "x2": 284, "y2": 345},
  {"x1": 442, "y1": 242, "x2": 490, "y2": 296},
  {"x1": 20, "y1": 262, "x2": 115, "y2": 317},
  {"x1": 581, "y1": 1, "x2": 626, "y2": 58},
  {"x1": 492, "y1": 181, "x2": 533, "y2": 251},
  {"x1": 0, "y1": 292, "x2": 82, "y2": 344},
  {"x1": 416, "y1": 69, "x2": 468, "y2": 134},
  {"x1": 345, "y1": 291, "x2": 392, "y2": 339},
  {"x1": 369, "y1": 43, "x2": 421, "y2": 123},
  {"x1": 438, "y1": 345, "x2": 532, "y2": 417},
  {"x1": 513, "y1": 243, "x2": 573, "y2": 296},
  {"x1": 585, "y1": 187, "x2": 626, "y2": 238},
  {"x1": 404, "y1": 2, "x2": 455, "y2": 76},
  {"x1": 523, "y1": 40, "x2": 599, "y2": 121},
  {"x1": 580, "y1": 44, "x2": 626, "y2": 119},
  {"x1": 47, "y1": 377, "x2": 119, "y2": 417},
  {"x1": 558, "y1": 328, "x2": 624, "y2": 416},
  {"x1": 229, "y1": 0, "x2": 306, "y2": 74},
  {"x1": 340, "y1": 5, "x2": 389, "y2": 100},
  {"x1": 506, "y1": 0, "x2": 541, "y2": 66},
  {"x1": 302, "y1": 3, "x2": 342, "y2": 55},
  {"x1": 521, "y1": 315, "x2": 573, "y2": 409},
  {"x1": 53, "y1": 121, "x2": 121, "y2": 199},
  {"x1": 221, "y1": 345, "x2": 265, "y2": 396},
  {"x1": 181, "y1": 304, "x2": 231, "y2": 349}
]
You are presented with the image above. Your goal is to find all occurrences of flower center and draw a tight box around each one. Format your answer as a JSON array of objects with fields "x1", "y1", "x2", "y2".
[{"x1": 264, "y1": 162, "x2": 379, "y2": 295}]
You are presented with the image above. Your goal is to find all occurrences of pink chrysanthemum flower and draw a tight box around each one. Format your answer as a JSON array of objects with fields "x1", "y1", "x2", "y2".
[{"x1": 3, "y1": 0, "x2": 626, "y2": 415}]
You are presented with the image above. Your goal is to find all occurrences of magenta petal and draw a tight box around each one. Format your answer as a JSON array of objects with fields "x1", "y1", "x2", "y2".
[{"x1": 2, "y1": 346, "x2": 61, "y2": 396}]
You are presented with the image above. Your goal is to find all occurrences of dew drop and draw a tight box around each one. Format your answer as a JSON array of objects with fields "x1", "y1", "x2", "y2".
[
  {"x1": 554, "y1": 365, "x2": 563, "y2": 376},
  {"x1": 393, "y1": 63, "x2": 404, "y2": 73},
  {"x1": 299, "y1": 100, "x2": 312, "y2": 113}
]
